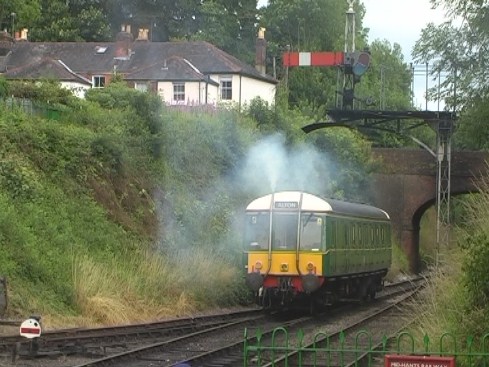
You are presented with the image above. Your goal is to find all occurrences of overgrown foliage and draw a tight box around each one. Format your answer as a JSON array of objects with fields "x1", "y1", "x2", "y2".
[
  {"x1": 407, "y1": 172, "x2": 489, "y2": 341},
  {"x1": 0, "y1": 80, "x2": 381, "y2": 325}
]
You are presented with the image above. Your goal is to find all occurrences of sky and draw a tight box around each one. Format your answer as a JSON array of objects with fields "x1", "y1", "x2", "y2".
[
  {"x1": 257, "y1": 0, "x2": 448, "y2": 110},
  {"x1": 362, "y1": 0, "x2": 447, "y2": 109}
]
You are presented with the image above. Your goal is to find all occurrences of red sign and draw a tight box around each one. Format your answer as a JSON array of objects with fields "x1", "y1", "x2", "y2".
[
  {"x1": 385, "y1": 355, "x2": 456, "y2": 367},
  {"x1": 19, "y1": 318, "x2": 42, "y2": 339},
  {"x1": 283, "y1": 52, "x2": 344, "y2": 67}
]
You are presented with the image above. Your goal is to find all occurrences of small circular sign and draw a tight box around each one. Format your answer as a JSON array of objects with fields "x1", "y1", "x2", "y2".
[{"x1": 19, "y1": 318, "x2": 42, "y2": 339}]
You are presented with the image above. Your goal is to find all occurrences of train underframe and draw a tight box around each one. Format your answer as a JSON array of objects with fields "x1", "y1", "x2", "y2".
[{"x1": 254, "y1": 271, "x2": 387, "y2": 312}]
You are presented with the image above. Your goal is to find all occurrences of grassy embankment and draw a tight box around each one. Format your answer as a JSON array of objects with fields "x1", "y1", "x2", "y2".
[
  {"x1": 0, "y1": 85, "x2": 256, "y2": 328},
  {"x1": 0, "y1": 80, "x2": 412, "y2": 329}
]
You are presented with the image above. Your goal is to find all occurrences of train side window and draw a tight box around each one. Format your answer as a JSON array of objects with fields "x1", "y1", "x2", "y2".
[
  {"x1": 330, "y1": 219, "x2": 337, "y2": 249},
  {"x1": 370, "y1": 225, "x2": 374, "y2": 246},
  {"x1": 357, "y1": 223, "x2": 361, "y2": 248},
  {"x1": 340, "y1": 220, "x2": 347, "y2": 248},
  {"x1": 362, "y1": 223, "x2": 365, "y2": 248},
  {"x1": 300, "y1": 213, "x2": 323, "y2": 251},
  {"x1": 350, "y1": 223, "x2": 356, "y2": 248}
]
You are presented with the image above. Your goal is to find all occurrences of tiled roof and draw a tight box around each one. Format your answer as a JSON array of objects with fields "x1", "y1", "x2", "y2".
[
  {"x1": 4, "y1": 57, "x2": 91, "y2": 84},
  {"x1": 125, "y1": 55, "x2": 218, "y2": 85},
  {"x1": 1, "y1": 39, "x2": 277, "y2": 84}
]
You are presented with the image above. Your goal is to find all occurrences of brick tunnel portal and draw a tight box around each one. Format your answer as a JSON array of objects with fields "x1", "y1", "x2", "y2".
[{"x1": 370, "y1": 148, "x2": 489, "y2": 272}]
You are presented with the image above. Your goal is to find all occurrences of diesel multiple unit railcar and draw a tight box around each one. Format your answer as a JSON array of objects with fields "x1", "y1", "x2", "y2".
[{"x1": 244, "y1": 191, "x2": 392, "y2": 310}]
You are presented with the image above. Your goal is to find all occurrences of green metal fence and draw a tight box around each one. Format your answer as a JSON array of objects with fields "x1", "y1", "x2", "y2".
[
  {"x1": 1, "y1": 97, "x2": 65, "y2": 120},
  {"x1": 243, "y1": 327, "x2": 489, "y2": 367}
]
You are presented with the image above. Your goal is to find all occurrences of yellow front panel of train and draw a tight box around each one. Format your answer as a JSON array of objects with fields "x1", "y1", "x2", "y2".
[{"x1": 247, "y1": 252, "x2": 323, "y2": 276}]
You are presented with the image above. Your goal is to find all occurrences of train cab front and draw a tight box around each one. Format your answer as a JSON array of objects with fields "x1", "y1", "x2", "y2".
[
  {"x1": 246, "y1": 250, "x2": 325, "y2": 309},
  {"x1": 243, "y1": 192, "x2": 326, "y2": 309}
]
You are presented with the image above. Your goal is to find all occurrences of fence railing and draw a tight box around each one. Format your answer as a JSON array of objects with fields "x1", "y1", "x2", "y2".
[
  {"x1": 243, "y1": 327, "x2": 489, "y2": 367},
  {"x1": 0, "y1": 97, "x2": 65, "y2": 120}
]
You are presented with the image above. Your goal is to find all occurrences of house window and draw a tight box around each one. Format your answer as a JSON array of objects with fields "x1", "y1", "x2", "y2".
[
  {"x1": 93, "y1": 75, "x2": 105, "y2": 88},
  {"x1": 173, "y1": 82, "x2": 185, "y2": 102},
  {"x1": 220, "y1": 78, "x2": 232, "y2": 100},
  {"x1": 135, "y1": 82, "x2": 148, "y2": 92}
]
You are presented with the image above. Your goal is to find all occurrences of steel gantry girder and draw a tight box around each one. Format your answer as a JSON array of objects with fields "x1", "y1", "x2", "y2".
[
  {"x1": 302, "y1": 109, "x2": 457, "y2": 258},
  {"x1": 433, "y1": 118, "x2": 455, "y2": 265}
]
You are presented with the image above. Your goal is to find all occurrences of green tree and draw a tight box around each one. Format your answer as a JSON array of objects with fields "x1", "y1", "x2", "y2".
[
  {"x1": 0, "y1": 0, "x2": 40, "y2": 34},
  {"x1": 454, "y1": 97, "x2": 489, "y2": 150},
  {"x1": 357, "y1": 40, "x2": 412, "y2": 111},
  {"x1": 412, "y1": 0, "x2": 489, "y2": 150},
  {"x1": 192, "y1": 0, "x2": 259, "y2": 63},
  {"x1": 260, "y1": 0, "x2": 367, "y2": 113},
  {"x1": 413, "y1": 0, "x2": 489, "y2": 109},
  {"x1": 29, "y1": 0, "x2": 111, "y2": 41},
  {"x1": 103, "y1": 0, "x2": 202, "y2": 41}
]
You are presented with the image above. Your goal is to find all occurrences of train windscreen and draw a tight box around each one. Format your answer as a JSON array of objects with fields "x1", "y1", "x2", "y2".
[
  {"x1": 245, "y1": 212, "x2": 270, "y2": 250},
  {"x1": 272, "y1": 212, "x2": 299, "y2": 250}
]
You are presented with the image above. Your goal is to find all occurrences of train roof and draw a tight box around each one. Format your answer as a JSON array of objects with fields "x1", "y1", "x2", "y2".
[{"x1": 246, "y1": 191, "x2": 390, "y2": 220}]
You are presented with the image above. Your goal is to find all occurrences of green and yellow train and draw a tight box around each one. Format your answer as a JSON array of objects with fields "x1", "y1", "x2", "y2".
[{"x1": 244, "y1": 191, "x2": 392, "y2": 310}]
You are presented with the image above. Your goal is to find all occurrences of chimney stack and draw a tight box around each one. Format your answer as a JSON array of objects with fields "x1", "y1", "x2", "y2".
[
  {"x1": 14, "y1": 28, "x2": 28, "y2": 41},
  {"x1": 255, "y1": 27, "x2": 267, "y2": 75},
  {"x1": 115, "y1": 24, "x2": 134, "y2": 60},
  {"x1": 136, "y1": 28, "x2": 149, "y2": 41}
]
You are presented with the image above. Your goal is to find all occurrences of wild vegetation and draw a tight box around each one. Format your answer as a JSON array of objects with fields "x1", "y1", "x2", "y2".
[
  {"x1": 0, "y1": 78, "x2": 384, "y2": 327},
  {"x1": 0, "y1": 0, "x2": 488, "y2": 343}
]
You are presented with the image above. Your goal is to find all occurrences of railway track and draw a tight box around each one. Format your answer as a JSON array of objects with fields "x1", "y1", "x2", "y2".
[
  {"x1": 0, "y1": 276, "x2": 426, "y2": 367},
  {"x1": 173, "y1": 276, "x2": 426, "y2": 367},
  {"x1": 0, "y1": 308, "x2": 265, "y2": 365}
]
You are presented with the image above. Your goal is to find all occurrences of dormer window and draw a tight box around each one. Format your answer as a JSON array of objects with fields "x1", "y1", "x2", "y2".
[
  {"x1": 93, "y1": 75, "x2": 105, "y2": 88},
  {"x1": 95, "y1": 46, "x2": 108, "y2": 54}
]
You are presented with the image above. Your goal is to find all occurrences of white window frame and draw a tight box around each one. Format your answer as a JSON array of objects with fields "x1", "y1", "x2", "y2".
[
  {"x1": 135, "y1": 82, "x2": 148, "y2": 92},
  {"x1": 220, "y1": 77, "x2": 232, "y2": 100},
  {"x1": 93, "y1": 75, "x2": 105, "y2": 88},
  {"x1": 173, "y1": 82, "x2": 185, "y2": 102}
]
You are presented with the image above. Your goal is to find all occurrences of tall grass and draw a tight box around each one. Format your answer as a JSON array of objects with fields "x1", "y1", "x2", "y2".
[
  {"x1": 70, "y1": 248, "x2": 246, "y2": 327},
  {"x1": 406, "y1": 250, "x2": 466, "y2": 338},
  {"x1": 406, "y1": 167, "x2": 489, "y2": 341},
  {"x1": 385, "y1": 241, "x2": 410, "y2": 282}
]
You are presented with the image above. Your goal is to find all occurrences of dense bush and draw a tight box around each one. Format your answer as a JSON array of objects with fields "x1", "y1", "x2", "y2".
[{"x1": 7, "y1": 79, "x2": 77, "y2": 105}]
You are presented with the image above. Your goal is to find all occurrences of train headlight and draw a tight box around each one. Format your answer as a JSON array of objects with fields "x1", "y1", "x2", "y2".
[
  {"x1": 306, "y1": 262, "x2": 315, "y2": 273},
  {"x1": 255, "y1": 261, "x2": 263, "y2": 271}
]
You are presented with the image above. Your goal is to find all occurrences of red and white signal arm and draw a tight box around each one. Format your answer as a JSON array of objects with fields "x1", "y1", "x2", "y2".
[{"x1": 19, "y1": 318, "x2": 42, "y2": 338}]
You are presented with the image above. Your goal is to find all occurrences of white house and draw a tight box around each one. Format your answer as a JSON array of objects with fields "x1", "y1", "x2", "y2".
[{"x1": 0, "y1": 27, "x2": 278, "y2": 108}]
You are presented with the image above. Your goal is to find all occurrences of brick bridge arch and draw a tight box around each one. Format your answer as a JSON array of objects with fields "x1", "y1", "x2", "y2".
[{"x1": 369, "y1": 148, "x2": 489, "y2": 272}]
